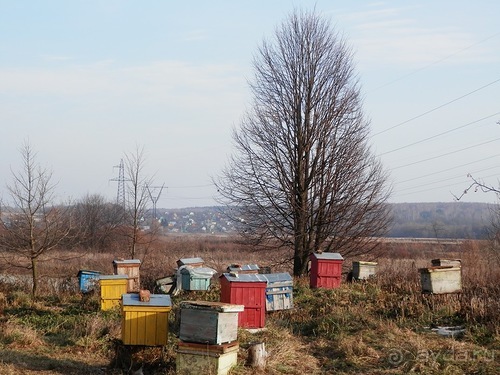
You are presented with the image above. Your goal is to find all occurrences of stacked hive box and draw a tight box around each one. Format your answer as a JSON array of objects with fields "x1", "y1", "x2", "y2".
[
  {"x1": 419, "y1": 259, "x2": 462, "y2": 294},
  {"x1": 176, "y1": 301, "x2": 244, "y2": 375}
]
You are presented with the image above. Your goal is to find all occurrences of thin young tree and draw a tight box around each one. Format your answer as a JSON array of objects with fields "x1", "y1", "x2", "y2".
[
  {"x1": 0, "y1": 142, "x2": 74, "y2": 297},
  {"x1": 215, "y1": 9, "x2": 392, "y2": 276},
  {"x1": 123, "y1": 146, "x2": 155, "y2": 259}
]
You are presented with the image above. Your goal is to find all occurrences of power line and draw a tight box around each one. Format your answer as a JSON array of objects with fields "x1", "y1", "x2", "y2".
[
  {"x1": 378, "y1": 112, "x2": 500, "y2": 156},
  {"x1": 396, "y1": 165, "x2": 500, "y2": 192},
  {"x1": 396, "y1": 154, "x2": 500, "y2": 184},
  {"x1": 391, "y1": 137, "x2": 500, "y2": 170},
  {"x1": 373, "y1": 78, "x2": 500, "y2": 136}
]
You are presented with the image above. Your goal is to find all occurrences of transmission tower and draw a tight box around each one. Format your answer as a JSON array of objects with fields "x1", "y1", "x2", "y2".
[
  {"x1": 146, "y1": 184, "x2": 165, "y2": 220},
  {"x1": 111, "y1": 159, "x2": 126, "y2": 208}
]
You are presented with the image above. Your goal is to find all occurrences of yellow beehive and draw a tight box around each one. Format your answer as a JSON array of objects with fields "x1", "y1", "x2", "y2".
[
  {"x1": 99, "y1": 275, "x2": 128, "y2": 310},
  {"x1": 121, "y1": 293, "x2": 172, "y2": 346}
]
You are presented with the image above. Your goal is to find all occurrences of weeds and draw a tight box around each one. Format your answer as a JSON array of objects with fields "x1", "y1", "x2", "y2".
[{"x1": 0, "y1": 236, "x2": 498, "y2": 374}]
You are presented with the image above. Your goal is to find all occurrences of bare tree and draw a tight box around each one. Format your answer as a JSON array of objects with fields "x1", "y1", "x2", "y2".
[
  {"x1": 215, "y1": 10, "x2": 392, "y2": 276},
  {"x1": 123, "y1": 146, "x2": 155, "y2": 259},
  {"x1": 0, "y1": 142, "x2": 74, "y2": 297},
  {"x1": 73, "y1": 193, "x2": 125, "y2": 250}
]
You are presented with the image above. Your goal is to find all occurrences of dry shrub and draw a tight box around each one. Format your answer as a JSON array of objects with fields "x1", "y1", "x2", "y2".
[
  {"x1": 0, "y1": 322, "x2": 45, "y2": 348},
  {"x1": 233, "y1": 323, "x2": 321, "y2": 375}
]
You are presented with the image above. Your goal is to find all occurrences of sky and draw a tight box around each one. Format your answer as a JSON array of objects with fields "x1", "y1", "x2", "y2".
[{"x1": 0, "y1": 0, "x2": 499, "y2": 209}]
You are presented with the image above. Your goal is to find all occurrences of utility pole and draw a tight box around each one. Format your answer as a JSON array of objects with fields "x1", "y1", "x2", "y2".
[
  {"x1": 146, "y1": 184, "x2": 165, "y2": 220},
  {"x1": 111, "y1": 159, "x2": 126, "y2": 208}
]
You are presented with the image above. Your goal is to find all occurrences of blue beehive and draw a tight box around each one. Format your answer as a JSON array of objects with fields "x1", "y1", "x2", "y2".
[{"x1": 77, "y1": 270, "x2": 101, "y2": 293}]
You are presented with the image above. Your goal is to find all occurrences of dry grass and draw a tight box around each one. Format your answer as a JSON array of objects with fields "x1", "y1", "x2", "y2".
[{"x1": 0, "y1": 235, "x2": 498, "y2": 374}]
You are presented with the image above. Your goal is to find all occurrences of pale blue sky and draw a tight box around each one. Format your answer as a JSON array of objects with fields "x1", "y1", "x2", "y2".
[{"x1": 0, "y1": 1, "x2": 499, "y2": 208}]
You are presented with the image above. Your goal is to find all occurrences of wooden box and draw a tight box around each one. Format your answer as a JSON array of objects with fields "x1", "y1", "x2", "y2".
[
  {"x1": 419, "y1": 266, "x2": 462, "y2": 294},
  {"x1": 121, "y1": 293, "x2": 172, "y2": 346},
  {"x1": 113, "y1": 259, "x2": 141, "y2": 292},
  {"x1": 180, "y1": 267, "x2": 216, "y2": 291},
  {"x1": 310, "y1": 253, "x2": 344, "y2": 289},
  {"x1": 77, "y1": 270, "x2": 100, "y2": 293},
  {"x1": 99, "y1": 274, "x2": 128, "y2": 310},
  {"x1": 176, "y1": 341, "x2": 239, "y2": 375},
  {"x1": 352, "y1": 261, "x2": 378, "y2": 280},
  {"x1": 179, "y1": 301, "x2": 244, "y2": 345},
  {"x1": 219, "y1": 273, "x2": 267, "y2": 329},
  {"x1": 261, "y1": 273, "x2": 293, "y2": 311}
]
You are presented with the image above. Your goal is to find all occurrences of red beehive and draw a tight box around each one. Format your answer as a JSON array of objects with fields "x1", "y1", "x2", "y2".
[
  {"x1": 219, "y1": 273, "x2": 267, "y2": 329},
  {"x1": 309, "y1": 252, "x2": 344, "y2": 289}
]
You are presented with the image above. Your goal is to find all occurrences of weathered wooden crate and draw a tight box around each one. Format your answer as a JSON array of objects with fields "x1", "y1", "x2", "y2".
[
  {"x1": 176, "y1": 341, "x2": 239, "y2": 375},
  {"x1": 419, "y1": 266, "x2": 462, "y2": 294},
  {"x1": 310, "y1": 252, "x2": 344, "y2": 289},
  {"x1": 219, "y1": 273, "x2": 267, "y2": 329},
  {"x1": 113, "y1": 259, "x2": 141, "y2": 293},
  {"x1": 179, "y1": 301, "x2": 244, "y2": 345},
  {"x1": 261, "y1": 273, "x2": 293, "y2": 311},
  {"x1": 352, "y1": 261, "x2": 378, "y2": 280},
  {"x1": 99, "y1": 274, "x2": 128, "y2": 310},
  {"x1": 180, "y1": 267, "x2": 216, "y2": 291},
  {"x1": 77, "y1": 270, "x2": 100, "y2": 293},
  {"x1": 121, "y1": 293, "x2": 172, "y2": 346}
]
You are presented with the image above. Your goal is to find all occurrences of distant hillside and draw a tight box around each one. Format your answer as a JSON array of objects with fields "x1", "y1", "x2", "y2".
[
  {"x1": 388, "y1": 202, "x2": 496, "y2": 239},
  {"x1": 157, "y1": 202, "x2": 498, "y2": 240}
]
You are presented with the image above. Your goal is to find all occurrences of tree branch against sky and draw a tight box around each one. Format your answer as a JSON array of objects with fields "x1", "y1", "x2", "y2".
[
  {"x1": 0, "y1": 142, "x2": 74, "y2": 298},
  {"x1": 215, "y1": 9, "x2": 392, "y2": 276}
]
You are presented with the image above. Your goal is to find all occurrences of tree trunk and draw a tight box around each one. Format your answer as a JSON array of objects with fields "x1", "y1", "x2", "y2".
[
  {"x1": 247, "y1": 342, "x2": 267, "y2": 370},
  {"x1": 31, "y1": 257, "x2": 38, "y2": 298}
]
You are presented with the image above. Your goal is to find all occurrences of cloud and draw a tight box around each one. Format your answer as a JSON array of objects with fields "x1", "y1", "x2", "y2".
[{"x1": 342, "y1": 3, "x2": 496, "y2": 68}]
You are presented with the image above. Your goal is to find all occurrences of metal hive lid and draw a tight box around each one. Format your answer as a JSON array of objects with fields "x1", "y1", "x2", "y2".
[{"x1": 311, "y1": 252, "x2": 344, "y2": 260}]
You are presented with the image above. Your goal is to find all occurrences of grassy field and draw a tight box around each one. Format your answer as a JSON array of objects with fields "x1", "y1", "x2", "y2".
[{"x1": 0, "y1": 235, "x2": 498, "y2": 374}]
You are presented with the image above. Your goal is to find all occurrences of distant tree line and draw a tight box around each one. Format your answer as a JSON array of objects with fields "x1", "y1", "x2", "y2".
[{"x1": 388, "y1": 202, "x2": 494, "y2": 239}]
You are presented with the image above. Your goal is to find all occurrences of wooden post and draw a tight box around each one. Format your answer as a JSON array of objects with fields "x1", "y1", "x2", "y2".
[{"x1": 247, "y1": 341, "x2": 267, "y2": 370}]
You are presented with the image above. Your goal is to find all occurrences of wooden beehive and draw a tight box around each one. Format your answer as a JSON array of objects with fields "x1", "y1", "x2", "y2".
[
  {"x1": 121, "y1": 293, "x2": 172, "y2": 346},
  {"x1": 176, "y1": 341, "x2": 239, "y2": 375},
  {"x1": 77, "y1": 270, "x2": 100, "y2": 293},
  {"x1": 180, "y1": 267, "x2": 216, "y2": 291},
  {"x1": 261, "y1": 273, "x2": 293, "y2": 311},
  {"x1": 419, "y1": 266, "x2": 462, "y2": 294},
  {"x1": 310, "y1": 252, "x2": 344, "y2": 289},
  {"x1": 99, "y1": 274, "x2": 128, "y2": 310},
  {"x1": 179, "y1": 301, "x2": 244, "y2": 345},
  {"x1": 352, "y1": 261, "x2": 378, "y2": 280},
  {"x1": 113, "y1": 259, "x2": 141, "y2": 292},
  {"x1": 219, "y1": 273, "x2": 267, "y2": 329}
]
